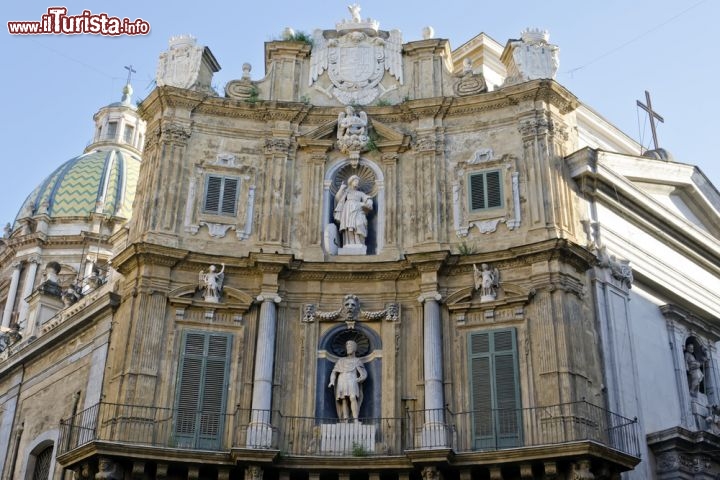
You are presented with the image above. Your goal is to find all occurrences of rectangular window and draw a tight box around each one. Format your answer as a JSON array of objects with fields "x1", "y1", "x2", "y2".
[
  {"x1": 469, "y1": 328, "x2": 521, "y2": 448},
  {"x1": 203, "y1": 175, "x2": 239, "y2": 216},
  {"x1": 469, "y1": 170, "x2": 503, "y2": 211},
  {"x1": 106, "y1": 121, "x2": 118, "y2": 139},
  {"x1": 174, "y1": 331, "x2": 232, "y2": 450},
  {"x1": 123, "y1": 125, "x2": 135, "y2": 144}
]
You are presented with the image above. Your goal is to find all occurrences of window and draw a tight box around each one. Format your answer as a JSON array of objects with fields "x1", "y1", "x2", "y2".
[
  {"x1": 469, "y1": 170, "x2": 503, "y2": 211},
  {"x1": 469, "y1": 328, "x2": 521, "y2": 448},
  {"x1": 106, "y1": 121, "x2": 118, "y2": 139},
  {"x1": 30, "y1": 445, "x2": 53, "y2": 480},
  {"x1": 174, "y1": 331, "x2": 232, "y2": 450},
  {"x1": 203, "y1": 175, "x2": 239, "y2": 216},
  {"x1": 123, "y1": 125, "x2": 135, "y2": 144}
]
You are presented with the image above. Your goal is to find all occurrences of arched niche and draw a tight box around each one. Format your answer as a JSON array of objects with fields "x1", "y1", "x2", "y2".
[
  {"x1": 315, "y1": 324, "x2": 382, "y2": 420},
  {"x1": 323, "y1": 158, "x2": 385, "y2": 256}
]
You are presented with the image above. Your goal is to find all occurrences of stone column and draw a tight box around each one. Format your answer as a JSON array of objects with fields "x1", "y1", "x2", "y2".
[
  {"x1": 17, "y1": 256, "x2": 39, "y2": 333},
  {"x1": 419, "y1": 291, "x2": 447, "y2": 447},
  {"x1": 1, "y1": 262, "x2": 22, "y2": 328},
  {"x1": 247, "y1": 294, "x2": 281, "y2": 447}
]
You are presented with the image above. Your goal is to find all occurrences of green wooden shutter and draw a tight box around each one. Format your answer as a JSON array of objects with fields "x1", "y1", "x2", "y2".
[
  {"x1": 469, "y1": 171, "x2": 503, "y2": 211},
  {"x1": 204, "y1": 176, "x2": 222, "y2": 214},
  {"x1": 485, "y1": 171, "x2": 502, "y2": 208},
  {"x1": 469, "y1": 328, "x2": 521, "y2": 449},
  {"x1": 220, "y1": 177, "x2": 238, "y2": 215},
  {"x1": 174, "y1": 331, "x2": 232, "y2": 450},
  {"x1": 470, "y1": 174, "x2": 487, "y2": 210},
  {"x1": 204, "y1": 175, "x2": 239, "y2": 216}
]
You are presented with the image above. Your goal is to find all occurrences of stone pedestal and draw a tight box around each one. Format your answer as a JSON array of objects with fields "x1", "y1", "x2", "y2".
[
  {"x1": 320, "y1": 423, "x2": 376, "y2": 454},
  {"x1": 338, "y1": 244, "x2": 367, "y2": 256}
]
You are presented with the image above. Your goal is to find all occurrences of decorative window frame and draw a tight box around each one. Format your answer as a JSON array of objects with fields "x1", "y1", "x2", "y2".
[
  {"x1": 184, "y1": 154, "x2": 256, "y2": 240},
  {"x1": 453, "y1": 151, "x2": 521, "y2": 237},
  {"x1": 19, "y1": 430, "x2": 58, "y2": 480}
]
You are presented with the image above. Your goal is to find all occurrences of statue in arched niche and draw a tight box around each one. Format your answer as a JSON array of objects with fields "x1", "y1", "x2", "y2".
[
  {"x1": 685, "y1": 340, "x2": 705, "y2": 397},
  {"x1": 330, "y1": 164, "x2": 377, "y2": 255},
  {"x1": 328, "y1": 339, "x2": 367, "y2": 422},
  {"x1": 335, "y1": 175, "x2": 373, "y2": 247}
]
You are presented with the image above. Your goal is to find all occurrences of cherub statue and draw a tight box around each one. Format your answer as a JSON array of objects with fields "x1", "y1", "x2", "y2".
[
  {"x1": 336, "y1": 106, "x2": 369, "y2": 154},
  {"x1": 199, "y1": 263, "x2": 225, "y2": 302},
  {"x1": 474, "y1": 263, "x2": 500, "y2": 302}
]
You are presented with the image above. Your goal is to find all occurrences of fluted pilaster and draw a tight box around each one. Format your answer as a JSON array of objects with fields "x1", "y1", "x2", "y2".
[{"x1": 1, "y1": 262, "x2": 22, "y2": 328}]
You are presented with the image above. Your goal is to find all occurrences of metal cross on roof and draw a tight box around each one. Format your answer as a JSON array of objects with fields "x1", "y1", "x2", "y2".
[
  {"x1": 124, "y1": 64, "x2": 136, "y2": 85},
  {"x1": 636, "y1": 90, "x2": 664, "y2": 151}
]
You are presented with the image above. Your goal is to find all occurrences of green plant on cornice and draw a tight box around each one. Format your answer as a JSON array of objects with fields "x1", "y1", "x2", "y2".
[
  {"x1": 375, "y1": 98, "x2": 392, "y2": 106},
  {"x1": 365, "y1": 130, "x2": 379, "y2": 152},
  {"x1": 458, "y1": 241, "x2": 477, "y2": 255},
  {"x1": 279, "y1": 30, "x2": 313, "y2": 45},
  {"x1": 299, "y1": 94, "x2": 311, "y2": 104}
]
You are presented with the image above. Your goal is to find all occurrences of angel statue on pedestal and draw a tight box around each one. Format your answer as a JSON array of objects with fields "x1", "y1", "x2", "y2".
[
  {"x1": 474, "y1": 263, "x2": 500, "y2": 302},
  {"x1": 199, "y1": 263, "x2": 225, "y2": 302}
]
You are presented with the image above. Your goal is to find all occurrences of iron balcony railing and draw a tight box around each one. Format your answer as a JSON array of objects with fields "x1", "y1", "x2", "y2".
[
  {"x1": 406, "y1": 401, "x2": 641, "y2": 457},
  {"x1": 58, "y1": 401, "x2": 640, "y2": 459}
]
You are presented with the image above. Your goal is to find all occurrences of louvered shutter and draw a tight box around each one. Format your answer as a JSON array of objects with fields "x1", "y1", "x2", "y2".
[
  {"x1": 220, "y1": 177, "x2": 238, "y2": 215},
  {"x1": 204, "y1": 176, "x2": 222, "y2": 213},
  {"x1": 492, "y1": 330, "x2": 521, "y2": 447},
  {"x1": 469, "y1": 171, "x2": 503, "y2": 211},
  {"x1": 469, "y1": 329, "x2": 521, "y2": 449},
  {"x1": 486, "y1": 171, "x2": 502, "y2": 208},
  {"x1": 174, "y1": 331, "x2": 232, "y2": 450},
  {"x1": 204, "y1": 175, "x2": 239, "y2": 216},
  {"x1": 470, "y1": 174, "x2": 486, "y2": 210}
]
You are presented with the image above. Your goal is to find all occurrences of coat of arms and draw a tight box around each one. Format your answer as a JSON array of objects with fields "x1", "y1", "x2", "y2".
[{"x1": 309, "y1": 6, "x2": 403, "y2": 105}]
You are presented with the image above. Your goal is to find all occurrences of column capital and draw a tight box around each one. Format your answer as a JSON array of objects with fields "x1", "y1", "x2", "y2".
[
  {"x1": 257, "y1": 294, "x2": 282, "y2": 304},
  {"x1": 418, "y1": 292, "x2": 442, "y2": 304}
]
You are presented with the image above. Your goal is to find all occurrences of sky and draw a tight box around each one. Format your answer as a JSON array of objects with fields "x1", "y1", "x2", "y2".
[{"x1": 0, "y1": 0, "x2": 717, "y2": 227}]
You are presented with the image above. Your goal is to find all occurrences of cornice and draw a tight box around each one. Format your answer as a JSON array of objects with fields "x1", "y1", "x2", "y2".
[
  {"x1": 0, "y1": 291, "x2": 120, "y2": 375},
  {"x1": 447, "y1": 79, "x2": 579, "y2": 118},
  {"x1": 569, "y1": 149, "x2": 720, "y2": 276},
  {"x1": 112, "y1": 242, "x2": 190, "y2": 274}
]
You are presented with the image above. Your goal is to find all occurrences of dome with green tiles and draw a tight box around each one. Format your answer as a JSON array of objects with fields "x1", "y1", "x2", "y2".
[{"x1": 15, "y1": 148, "x2": 141, "y2": 223}]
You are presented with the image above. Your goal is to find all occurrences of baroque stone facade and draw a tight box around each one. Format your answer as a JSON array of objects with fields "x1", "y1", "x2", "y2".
[{"x1": 1, "y1": 7, "x2": 719, "y2": 480}]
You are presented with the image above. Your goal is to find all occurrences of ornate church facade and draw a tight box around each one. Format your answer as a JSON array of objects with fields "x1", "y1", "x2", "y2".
[{"x1": 1, "y1": 7, "x2": 719, "y2": 480}]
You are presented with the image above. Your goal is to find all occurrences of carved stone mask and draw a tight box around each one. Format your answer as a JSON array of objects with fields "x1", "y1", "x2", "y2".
[{"x1": 343, "y1": 297, "x2": 359, "y2": 319}]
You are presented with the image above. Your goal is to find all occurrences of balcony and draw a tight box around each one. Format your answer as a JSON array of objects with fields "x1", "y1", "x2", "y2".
[{"x1": 58, "y1": 401, "x2": 640, "y2": 471}]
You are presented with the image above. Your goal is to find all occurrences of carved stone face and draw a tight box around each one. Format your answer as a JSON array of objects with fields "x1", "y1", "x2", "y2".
[
  {"x1": 343, "y1": 297, "x2": 359, "y2": 318},
  {"x1": 346, "y1": 340, "x2": 357, "y2": 355}
]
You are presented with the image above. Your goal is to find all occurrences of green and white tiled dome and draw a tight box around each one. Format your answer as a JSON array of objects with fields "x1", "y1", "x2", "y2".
[{"x1": 16, "y1": 148, "x2": 141, "y2": 223}]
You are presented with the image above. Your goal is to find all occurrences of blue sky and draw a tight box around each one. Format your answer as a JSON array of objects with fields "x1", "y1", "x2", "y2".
[{"x1": 0, "y1": 0, "x2": 717, "y2": 226}]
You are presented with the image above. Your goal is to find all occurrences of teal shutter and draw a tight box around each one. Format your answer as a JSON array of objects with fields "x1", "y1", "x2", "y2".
[
  {"x1": 469, "y1": 329, "x2": 521, "y2": 449},
  {"x1": 174, "y1": 331, "x2": 232, "y2": 450},
  {"x1": 469, "y1": 170, "x2": 503, "y2": 211},
  {"x1": 203, "y1": 175, "x2": 239, "y2": 216}
]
